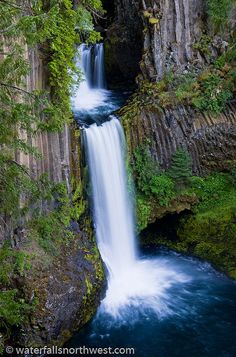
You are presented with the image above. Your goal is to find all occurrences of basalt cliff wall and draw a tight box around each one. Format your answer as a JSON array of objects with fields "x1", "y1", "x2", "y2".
[
  {"x1": 106, "y1": 0, "x2": 236, "y2": 173},
  {"x1": 123, "y1": 102, "x2": 236, "y2": 175}
]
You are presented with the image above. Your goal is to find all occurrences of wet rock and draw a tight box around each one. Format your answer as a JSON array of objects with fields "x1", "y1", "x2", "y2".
[{"x1": 18, "y1": 226, "x2": 105, "y2": 347}]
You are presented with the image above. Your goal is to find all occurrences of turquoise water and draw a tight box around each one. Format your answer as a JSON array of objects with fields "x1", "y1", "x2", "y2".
[{"x1": 68, "y1": 247, "x2": 236, "y2": 357}]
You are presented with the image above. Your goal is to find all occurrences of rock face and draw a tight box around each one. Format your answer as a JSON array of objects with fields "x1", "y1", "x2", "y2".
[
  {"x1": 123, "y1": 102, "x2": 236, "y2": 175},
  {"x1": 21, "y1": 46, "x2": 71, "y2": 189},
  {"x1": 108, "y1": 0, "x2": 234, "y2": 82},
  {"x1": 105, "y1": 0, "x2": 208, "y2": 83},
  {"x1": 19, "y1": 222, "x2": 105, "y2": 347},
  {"x1": 140, "y1": 0, "x2": 206, "y2": 80},
  {"x1": 110, "y1": 0, "x2": 236, "y2": 175}
]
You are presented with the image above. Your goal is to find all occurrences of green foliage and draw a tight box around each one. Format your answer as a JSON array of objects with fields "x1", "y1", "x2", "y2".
[
  {"x1": 0, "y1": 0, "x2": 102, "y2": 238},
  {"x1": 193, "y1": 35, "x2": 212, "y2": 56},
  {"x1": 189, "y1": 172, "x2": 234, "y2": 213},
  {"x1": 174, "y1": 66, "x2": 235, "y2": 113},
  {"x1": 0, "y1": 245, "x2": 33, "y2": 347},
  {"x1": 0, "y1": 179, "x2": 85, "y2": 347},
  {"x1": 214, "y1": 47, "x2": 236, "y2": 69},
  {"x1": 133, "y1": 144, "x2": 159, "y2": 195},
  {"x1": 134, "y1": 144, "x2": 175, "y2": 205},
  {"x1": 133, "y1": 145, "x2": 176, "y2": 230},
  {"x1": 136, "y1": 196, "x2": 151, "y2": 232},
  {"x1": 149, "y1": 175, "x2": 175, "y2": 206},
  {"x1": 0, "y1": 0, "x2": 103, "y2": 351},
  {"x1": 121, "y1": 49, "x2": 235, "y2": 120},
  {"x1": 175, "y1": 74, "x2": 199, "y2": 103},
  {"x1": 143, "y1": 170, "x2": 236, "y2": 278},
  {"x1": 0, "y1": 290, "x2": 32, "y2": 327},
  {"x1": 168, "y1": 148, "x2": 192, "y2": 188},
  {"x1": 192, "y1": 72, "x2": 233, "y2": 113},
  {"x1": 28, "y1": 181, "x2": 85, "y2": 254},
  {"x1": 177, "y1": 199, "x2": 236, "y2": 278},
  {"x1": 206, "y1": 0, "x2": 234, "y2": 31},
  {"x1": 0, "y1": 246, "x2": 31, "y2": 285}
]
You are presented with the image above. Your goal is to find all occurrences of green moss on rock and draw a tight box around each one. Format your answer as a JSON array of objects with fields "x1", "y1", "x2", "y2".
[{"x1": 177, "y1": 205, "x2": 236, "y2": 279}]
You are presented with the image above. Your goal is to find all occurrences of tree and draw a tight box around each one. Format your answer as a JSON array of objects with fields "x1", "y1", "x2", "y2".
[{"x1": 168, "y1": 148, "x2": 192, "y2": 188}]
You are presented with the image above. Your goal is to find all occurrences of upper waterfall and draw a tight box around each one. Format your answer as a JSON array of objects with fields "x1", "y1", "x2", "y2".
[
  {"x1": 71, "y1": 43, "x2": 108, "y2": 114},
  {"x1": 80, "y1": 43, "x2": 106, "y2": 89}
]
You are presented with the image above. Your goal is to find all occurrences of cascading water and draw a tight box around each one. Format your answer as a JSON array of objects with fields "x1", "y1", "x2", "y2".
[
  {"x1": 74, "y1": 44, "x2": 190, "y2": 318},
  {"x1": 84, "y1": 118, "x2": 136, "y2": 275},
  {"x1": 84, "y1": 118, "x2": 189, "y2": 317},
  {"x1": 80, "y1": 43, "x2": 106, "y2": 89},
  {"x1": 72, "y1": 44, "x2": 108, "y2": 112},
  {"x1": 70, "y1": 44, "x2": 236, "y2": 356}
]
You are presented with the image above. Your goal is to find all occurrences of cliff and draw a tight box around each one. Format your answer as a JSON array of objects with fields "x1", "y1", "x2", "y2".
[
  {"x1": 22, "y1": 47, "x2": 71, "y2": 191},
  {"x1": 122, "y1": 101, "x2": 236, "y2": 175},
  {"x1": 107, "y1": 0, "x2": 236, "y2": 174},
  {"x1": 112, "y1": 0, "x2": 236, "y2": 277}
]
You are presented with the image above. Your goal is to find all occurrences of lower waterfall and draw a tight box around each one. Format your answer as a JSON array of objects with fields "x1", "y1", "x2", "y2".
[{"x1": 84, "y1": 117, "x2": 189, "y2": 318}]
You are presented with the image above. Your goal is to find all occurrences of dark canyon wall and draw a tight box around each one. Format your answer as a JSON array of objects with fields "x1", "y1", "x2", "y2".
[{"x1": 104, "y1": 0, "x2": 143, "y2": 85}]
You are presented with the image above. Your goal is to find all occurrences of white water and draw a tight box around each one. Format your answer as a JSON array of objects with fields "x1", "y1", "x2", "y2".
[
  {"x1": 76, "y1": 44, "x2": 191, "y2": 319},
  {"x1": 84, "y1": 118, "x2": 190, "y2": 318},
  {"x1": 72, "y1": 44, "x2": 108, "y2": 111}
]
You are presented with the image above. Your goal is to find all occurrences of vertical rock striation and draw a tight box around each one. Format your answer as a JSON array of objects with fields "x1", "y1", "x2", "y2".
[
  {"x1": 20, "y1": 46, "x2": 71, "y2": 191},
  {"x1": 123, "y1": 102, "x2": 236, "y2": 175},
  {"x1": 140, "y1": 0, "x2": 206, "y2": 79}
]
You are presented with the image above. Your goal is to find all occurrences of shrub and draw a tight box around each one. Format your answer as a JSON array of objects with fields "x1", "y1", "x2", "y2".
[
  {"x1": 207, "y1": 0, "x2": 233, "y2": 31},
  {"x1": 150, "y1": 175, "x2": 175, "y2": 206},
  {"x1": 136, "y1": 196, "x2": 151, "y2": 232},
  {"x1": 134, "y1": 144, "x2": 160, "y2": 195},
  {"x1": 168, "y1": 148, "x2": 192, "y2": 188}
]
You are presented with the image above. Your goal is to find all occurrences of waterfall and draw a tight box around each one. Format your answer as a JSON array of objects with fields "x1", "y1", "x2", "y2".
[
  {"x1": 70, "y1": 44, "x2": 236, "y2": 357},
  {"x1": 80, "y1": 43, "x2": 106, "y2": 89},
  {"x1": 84, "y1": 116, "x2": 189, "y2": 318},
  {"x1": 84, "y1": 118, "x2": 137, "y2": 276},
  {"x1": 75, "y1": 44, "x2": 189, "y2": 319},
  {"x1": 94, "y1": 44, "x2": 106, "y2": 89},
  {"x1": 72, "y1": 44, "x2": 107, "y2": 112}
]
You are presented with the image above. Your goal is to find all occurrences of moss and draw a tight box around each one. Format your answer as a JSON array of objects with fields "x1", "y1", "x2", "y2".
[
  {"x1": 177, "y1": 206, "x2": 236, "y2": 278},
  {"x1": 85, "y1": 245, "x2": 105, "y2": 283},
  {"x1": 193, "y1": 35, "x2": 212, "y2": 56},
  {"x1": 149, "y1": 18, "x2": 159, "y2": 25},
  {"x1": 136, "y1": 195, "x2": 151, "y2": 232},
  {"x1": 146, "y1": 172, "x2": 236, "y2": 278},
  {"x1": 134, "y1": 151, "x2": 236, "y2": 278},
  {"x1": 143, "y1": 11, "x2": 152, "y2": 18},
  {"x1": 137, "y1": 193, "x2": 197, "y2": 232},
  {"x1": 84, "y1": 276, "x2": 93, "y2": 297},
  {"x1": 120, "y1": 49, "x2": 235, "y2": 118}
]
